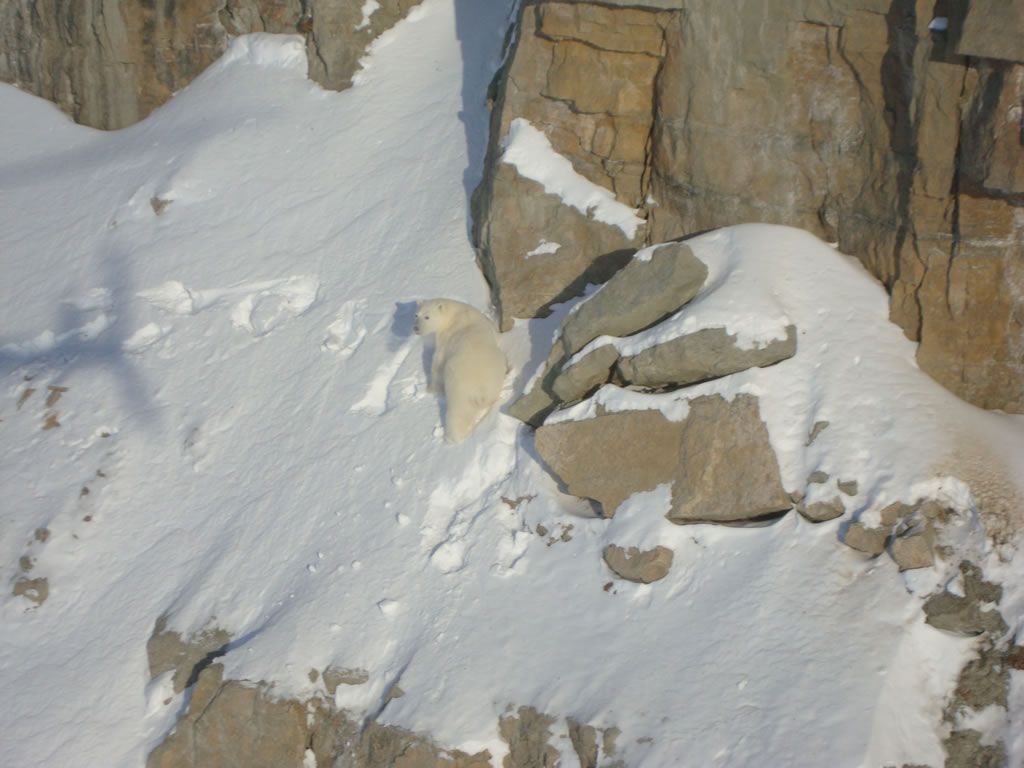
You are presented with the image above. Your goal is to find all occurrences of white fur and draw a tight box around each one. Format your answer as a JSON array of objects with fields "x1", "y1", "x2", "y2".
[{"x1": 414, "y1": 299, "x2": 506, "y2": 443}]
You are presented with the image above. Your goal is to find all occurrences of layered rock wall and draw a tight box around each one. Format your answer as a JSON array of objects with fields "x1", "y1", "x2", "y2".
[
  {"x1": 0, "y1": 0, "x2": 420, "y2": 130},
  {"x1": 475, "y1": 0, "x2": 1024, "y2": 412}
]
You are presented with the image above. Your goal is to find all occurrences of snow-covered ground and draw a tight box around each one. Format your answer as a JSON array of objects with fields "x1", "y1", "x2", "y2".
[{"x1": 1, "y1": 1, "x2": 1022, "y2": 767}]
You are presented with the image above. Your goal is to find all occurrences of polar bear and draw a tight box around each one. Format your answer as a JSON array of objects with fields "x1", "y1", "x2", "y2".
[{"x1": 414, "y1": 299, "x2": 506, "y2": 443}]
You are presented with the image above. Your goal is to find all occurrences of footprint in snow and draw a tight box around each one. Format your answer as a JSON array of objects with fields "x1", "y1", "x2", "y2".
[
  {"x1": 350, "y1": 342, "x2": 414, "y2": 416},
  {"x1": 322, "y1": 300, "x2": 368, "y2": 359},
  {"x1": 122, "y1": 323, "x2": 171, "y2": 354},
  {"x1": 137, "y1": 275, "x2": 321, "y2": 337},
  {"x1": 231, "y1": 275, "x2": 320, "y2": 337}
]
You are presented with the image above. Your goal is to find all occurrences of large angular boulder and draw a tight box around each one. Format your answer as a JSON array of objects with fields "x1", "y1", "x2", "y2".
[
  {"x1": 668, "y1": 394, "x2": 792, "y2": 524},
  {"x1": 558, "y1": 242, "x2": 707, "y2": 357},
  {"x1": 509, "y1": 241, "x2": 708, "y2": 425},
  {"x1": 534, "y1": 409, "x2": 683, "y2": 517}
]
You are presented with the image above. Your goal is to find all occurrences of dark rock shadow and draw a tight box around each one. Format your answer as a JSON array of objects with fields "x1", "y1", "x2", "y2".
[{"x1": 453, "y1": 0, "x2": 517, "y2": 241}]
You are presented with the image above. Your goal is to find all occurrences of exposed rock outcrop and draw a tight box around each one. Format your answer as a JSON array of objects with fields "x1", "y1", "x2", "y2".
[
  {"x1": 475, "y1": 0, "x2": 1024, "y2": 413},
  {"x1": 0, "y1": 0, "x2": 421, "y2": 129},
  {"x1": 473, "y1": 2, "x2": 678, "y2": 328},
  {"x1": 147, "y1": 617, "x2": 231, "y2": 694},
  {"x1": 148, "y1": 663, "x2": 493, "y2": 768}
]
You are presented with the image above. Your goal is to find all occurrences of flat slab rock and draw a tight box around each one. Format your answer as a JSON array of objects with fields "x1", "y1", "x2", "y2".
[
  {"x1": 669, "y1": 394, "x2": 792, "y2": 523},
  {"x1": 534, "y1": 409, "x2": 682, "y2": 517},
  {"x1": 559, "y1": 241, "x2": 707, "y2": 357},
  {"x1": 603, "y1": 544, "x2": 674, "y2": 583},
  {"x1": 617, "y1": 324, "x2": 797, "y2": 389},
  {"x1": 535, "y1": 393, "x2": 792, "y2": 524}
]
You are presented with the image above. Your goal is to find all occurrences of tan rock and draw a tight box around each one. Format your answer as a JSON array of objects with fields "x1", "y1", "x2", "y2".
[
  {"x1": 843, "y1": 523, "x2": 889, "y2": 556},
  {"x1": 0, "y1": 0, "x2": 424, "y2": 130},
  {"x1": 797, "y1": 496, "x2": 845, "y2": 523},
  {"x1": 148, "y1": 665, "x2": 308, "y2": 768},
  {"x1": 499, "y1": 706, "x2": 560, "y2": 768},
  {"x1": 473, "y1": 1, "x2": 672, "y2": 328},
  {"x1": 544, "y1": 42, "x2": 659, "y2": 116},
  {"x1": 641, "y1": 5, "x2": 1024, "y2": 413},
  {"x1": 476, "y1": 163, "x2": 639, "y2": 331},
  {"x1": 510, "y1": 240, "x2": 706, "y2": 425},
  {"x1": 149, "y1": 664, "x2": 492, "y2": 768},
  {"x1": 603, "y1": 544, "x2": 674, "y2": 583},
  {"x1": 550, "y1": 343, "x2": 620, "y2": 404},
  {"x1": 12, "y1": 576, "x2": 48, "y2": 606},
  {"x1": 668, "y1": 394, "x2": 792, "y2": 524},
  {"x1": 322, "y1": 665, "x2": 369, "y2": 695},
  {"x1": 534, "y1": 409, "x2": 683, "y2": 516},
  {"x1": 837, "y1": 479, "x2": 859, "y2": 496},
  {"x1": 567, "y1": 718, "x2": 599, "y2": 768},
  {"x1": 147, "y1": 616, "x2": 231, "y2": 693},
  {"x1": 537, "y1": 3, "x2": 668, "y2": 56},
  {"x1": 956, "y1": 0, "x2": 1024, "y2": 62},
  {"x1": 890, "y1": 526, "x2": 936, "y2": 571}
]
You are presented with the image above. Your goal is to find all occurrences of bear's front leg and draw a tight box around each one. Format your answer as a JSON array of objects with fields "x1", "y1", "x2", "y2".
[{"x1": 429, "y1": 347, "x2": 444, "y2": 394}]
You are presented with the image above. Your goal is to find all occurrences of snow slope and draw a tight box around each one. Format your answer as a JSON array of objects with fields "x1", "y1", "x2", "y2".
[{"x1": 1, "y1": 1, "x2": 1022, "y2": 767}]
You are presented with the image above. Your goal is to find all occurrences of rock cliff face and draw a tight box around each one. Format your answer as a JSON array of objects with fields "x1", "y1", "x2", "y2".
[
  {"x1": 474, "y1": 0, "x2": 1023, "y2": 413},
  {"x1": 0, "y1": 0, "x2": 420, "y2": 130}
]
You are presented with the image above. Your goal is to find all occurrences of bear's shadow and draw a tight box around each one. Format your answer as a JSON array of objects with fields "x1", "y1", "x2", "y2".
[{"x1": 392, "y1": 299, "x2": 435, "y2": 396}]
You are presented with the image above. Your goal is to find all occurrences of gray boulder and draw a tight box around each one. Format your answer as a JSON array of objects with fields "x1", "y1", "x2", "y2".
[
  {"x1": 617, "y1": 324, "x2": 797, "y2": 389},
  {"x1": 559, "y1": 242, "x2": 707, "y2": 356}
]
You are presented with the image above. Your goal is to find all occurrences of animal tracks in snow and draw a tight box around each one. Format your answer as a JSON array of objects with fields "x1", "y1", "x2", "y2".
[
  {"x1": 135, "y1": 275, "x2": 320, "y2": 339},
  {"x1": 350, "y1": 343, "x2": 414, "y2": 416},
  {"x1": 122, "y1": 323, "x2": 171, "y2": 354},
  {"x1": 1, "y1": 288, "x2": 115, "y2": 359},
  {"x1": 420, "y1": 428, "x2": 520, "y2": 575},
  {"x1": 322, "y1": 300, "x2": 368, "y2": 360},
  {"x1": 230, "y1": 276, "x2": 319, "y2": 337}
]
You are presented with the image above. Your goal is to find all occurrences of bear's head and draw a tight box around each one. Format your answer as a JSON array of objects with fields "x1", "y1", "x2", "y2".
[{"x1": 414, "y1": 299, "x2": 451, "y2": 336}]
